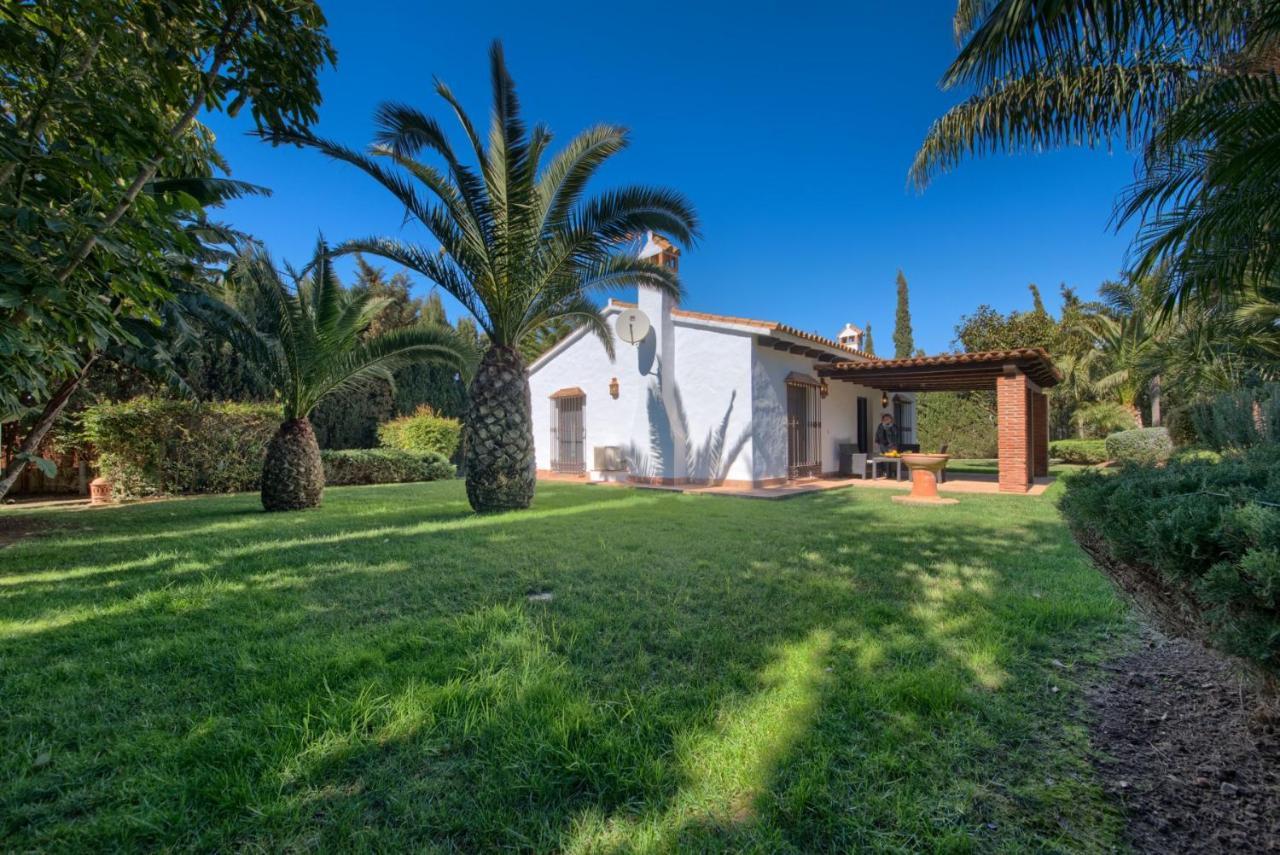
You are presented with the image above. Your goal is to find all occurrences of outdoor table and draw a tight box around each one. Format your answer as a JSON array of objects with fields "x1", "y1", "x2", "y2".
[{"x1": 870, "y1": 455, "x2": 905, "y2": 480}]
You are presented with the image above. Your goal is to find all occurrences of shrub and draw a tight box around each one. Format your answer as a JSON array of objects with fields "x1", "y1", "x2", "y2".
[
  {"x1": 82, "y1": 398, "x2": 280, "y2": 498},
  {"x1": 1165, "y1": 403, "x2": 1205, "y2": 447},
  {"x1": 321, "y1": 449, "x2": 454, "y2": 486},
  {"x1": 1060, "y1": 443, "x2": 1280, "y2": 685},
  {"x1": 377, "y1": 405, "x2": 462, "y2": 458},
  {"x1": 1104, "y1": 427, "x2": 1173, "y2": 467},
  {"x1": 916, "y1": 391, "x2": 997, "y2": 458},
  {"x1": 1078, "y1": 401, "x2": 1137, "y2": 438},
  {"x1": 1189, "y1": 383, "x2": 1280, "y2": 452},
  {"x1": 1049, "y1": 439, "x2": 1108, "y2": 465}
]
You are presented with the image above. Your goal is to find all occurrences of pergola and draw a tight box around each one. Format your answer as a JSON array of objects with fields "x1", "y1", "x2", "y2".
[{"x1": 815, "y1": 348, "x2": 1062, "y2": 493}]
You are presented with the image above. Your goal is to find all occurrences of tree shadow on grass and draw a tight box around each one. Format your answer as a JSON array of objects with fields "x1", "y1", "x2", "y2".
[{"x1": 0, "y1": 482, "x2": 1128, "y2": 851}]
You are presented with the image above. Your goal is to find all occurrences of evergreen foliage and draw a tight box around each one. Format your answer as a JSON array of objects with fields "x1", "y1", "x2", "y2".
[
  {"x1": 892, "y1": 270, "x2": 914, "y2": 358},
  {"x1": 378, "y1": 406, "x2": 463, "y2": 458},
  {"x1": 320, "y1": 448, "x2": 453, "y2": 485},
  {"x1": 81, "y1": 397, "x2": 280, "y2": 498},
  {"x1": 1061, "y1": 442, "x2": 1280, "y2": 685},
  {"x1": 863, "y1": 323, "x2": 875, "y2": 357},
  {"x1": 1105, "y1": 427, "x2": 1174, "y2": 467},
  {"x1": 1049, "y1": 439, "x2": 1108, "y2": 465}
]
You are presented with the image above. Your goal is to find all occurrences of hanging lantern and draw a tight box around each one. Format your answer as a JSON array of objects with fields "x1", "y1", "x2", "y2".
[
  {"x1": 819, "y1": 379, "x2": 829, "y2": 399},
  {"x1": 881, "y1": 391, "x2": 889, "y2": 408},
  {"x1": 608, "y1": 377, "x2": 619, "y2": 399}
]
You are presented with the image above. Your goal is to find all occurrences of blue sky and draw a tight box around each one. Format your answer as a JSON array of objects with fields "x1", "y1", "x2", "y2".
[{"x1": 206, "y1": 0, "x2": 1139, "y2": 355}]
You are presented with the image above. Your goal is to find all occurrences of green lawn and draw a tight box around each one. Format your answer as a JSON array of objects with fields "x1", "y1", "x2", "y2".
[{"x1": 1, "y1": 480, "x2": 1131, "y2": 851}]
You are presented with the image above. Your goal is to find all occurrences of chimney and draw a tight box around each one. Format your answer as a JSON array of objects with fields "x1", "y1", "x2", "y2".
[
  {"x1": 837, "y1": 322, "x2": 863, "y2": 351},
  {"x1": 633, "y1": 231, "x2": 686, "y2": 481},
  {"x1": 638, "y1": 231, "x2": 680, "y2": 273},
  {"x1": 637, "y1": 231, "x2": 679, "y2": 360}
]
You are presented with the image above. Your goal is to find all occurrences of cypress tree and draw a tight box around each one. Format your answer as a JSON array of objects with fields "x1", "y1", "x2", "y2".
[
  {"x1": 863, "y1": 322, "x2": 875, "y2": 356},
  {"x1": 893, "y1": 269, "x2": 914, "y2": 358}
]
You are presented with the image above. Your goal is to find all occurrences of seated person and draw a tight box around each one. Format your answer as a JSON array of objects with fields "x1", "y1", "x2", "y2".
[{"x1": 875, "y1": 413, "x2": 899, "y2": 455}]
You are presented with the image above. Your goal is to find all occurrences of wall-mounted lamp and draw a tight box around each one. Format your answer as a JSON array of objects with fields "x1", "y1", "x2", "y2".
[
  {"x1": 819, "y1": 379, "x2": 829, "y2": 399},
  {"x1": 608, "y1": 377, "x2": 619, "y2": 399},
  {"x1": 881, "y1": 391, "x2": 889, "y2": 408}
]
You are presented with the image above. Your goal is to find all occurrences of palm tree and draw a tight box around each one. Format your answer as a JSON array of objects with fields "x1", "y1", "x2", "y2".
[
  {"x1": 911, "y1": 1, "x2": 1277, "y2": 306},
  {"x1": 266, "y1": 42, "x2": 699, "y2": 511},
  {"x1": 201, "y1": 240, "x2": 475, "y2": 511}
]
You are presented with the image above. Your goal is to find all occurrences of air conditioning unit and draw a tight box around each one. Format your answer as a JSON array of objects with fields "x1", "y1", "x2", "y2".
[{"x1": 593, "y1": 445, "x2": 625, "y2": 472}]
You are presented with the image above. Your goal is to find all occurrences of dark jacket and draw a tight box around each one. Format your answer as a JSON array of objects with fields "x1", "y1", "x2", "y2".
[{"x1": 875, "y1": 422, "x2": 899, "y2": 453}]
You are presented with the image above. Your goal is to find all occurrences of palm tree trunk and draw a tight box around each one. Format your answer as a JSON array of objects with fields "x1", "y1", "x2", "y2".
[
  {"x1": 261, "y1": 417, "x2": 324, "y2": 511},
  {"x1": 1149, "y1": 375, "x2": 1162, "y2": 427},
  {"x1": 464, "y1": 345, "x2": 535, "y2": 512},
  {"x1": 1128, "y1": 403, "x2": 1145, "y2": 429}
]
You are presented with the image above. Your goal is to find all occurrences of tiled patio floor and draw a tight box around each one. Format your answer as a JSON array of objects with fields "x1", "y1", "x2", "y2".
[{"x1": 540, "y1": 471, "x2": 1052, "y2": 499}]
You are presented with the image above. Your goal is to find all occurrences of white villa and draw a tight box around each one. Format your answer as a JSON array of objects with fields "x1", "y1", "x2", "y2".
[{"x1": 527, "y1": 234, "x2": 917, "y2": 489}]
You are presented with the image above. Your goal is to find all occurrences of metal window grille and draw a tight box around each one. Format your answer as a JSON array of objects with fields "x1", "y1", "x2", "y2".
[
  {"x1": 893, "y1": 397, "x2": 913, "y2": 444},
  {"x1": 786, "y1": 380, "x2": 822, "y2": 478},
  {"x1": 550, "y1": 394, "x2": 585, "y2": 474}
]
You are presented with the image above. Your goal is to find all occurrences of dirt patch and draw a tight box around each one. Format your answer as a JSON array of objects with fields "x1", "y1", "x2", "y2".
[{"x1": 1088, "y1": 630, "x2": 1280, "y2": 852}]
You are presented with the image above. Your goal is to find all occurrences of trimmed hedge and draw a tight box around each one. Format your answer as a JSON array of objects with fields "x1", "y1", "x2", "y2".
[
  {"x1": 1049, "y1": 439, "x2": 1107, "y2": 465},
  {"x1": 1104, "y1": 427, "x2": 1173, "y2": 467},
  {"x1": 321, "y1": 449, "x2": 454, "y2": 486},
  {"x1": 1060, "y1": 444, "x2": 1280, "y2": 685},
  {"x1": 82, "y1": 398, "x2": 280, "y2": 498},
  {"x1": 377, "y1": 405, "x2": 462, "y2": 458}
]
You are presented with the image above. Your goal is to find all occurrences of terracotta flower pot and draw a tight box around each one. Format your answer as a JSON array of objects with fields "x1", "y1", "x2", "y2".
[
  {"x1": 896, "y1": 453, "x2": 955, "y2": 504},
  {"x1": 89, "y1": 476, "x2": 113, "y2": 505}
]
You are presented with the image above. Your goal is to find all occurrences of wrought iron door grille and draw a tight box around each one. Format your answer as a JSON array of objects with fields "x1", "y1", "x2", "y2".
[
  {"x1": 550, "y1": 394, "x2": 585, "y2": 474},
  {"x1": 786, "y1": 380, "x2": 822, "y2": 478}
]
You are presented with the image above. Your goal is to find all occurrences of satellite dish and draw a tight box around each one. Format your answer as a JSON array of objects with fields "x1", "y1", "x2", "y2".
[{"x1": 615, "y1": 308, "x2": 651, "y2": 345}]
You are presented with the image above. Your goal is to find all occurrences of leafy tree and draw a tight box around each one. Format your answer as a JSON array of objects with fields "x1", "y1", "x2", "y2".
[
  {"x1": 953, "y1": 301, "x2": 1057, "y2": 353},
  {"x1": 196, "y1": 241, "x2": 474, "y2": 511},
  {"x1": 863, "y1": 323, "x2": 875, "y2": 357},
  {"x1": 892, "y1": 269, "x2": 914, "y2": 358},
  {"x1": 0, "y1": 0, "x2": 335, "y2": 495},
  {"x1": 270, "y1": 42, "x2": 699, "y2": 511},
  {"x1": 911, "y1": 1, "x2": 1276, "y2": 307}
]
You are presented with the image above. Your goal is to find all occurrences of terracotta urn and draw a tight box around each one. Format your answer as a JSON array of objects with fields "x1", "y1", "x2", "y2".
[
  {"x1": 89, "y1": 476, "x2": 113, "y2": 505},
  {"x1": 896, "y1": 453, "x2": 955, "y2": 505}
]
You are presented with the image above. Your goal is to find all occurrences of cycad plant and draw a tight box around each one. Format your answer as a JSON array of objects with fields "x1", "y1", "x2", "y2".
[
  {"x1": 266, "y1": 42, "x2": 698, "y2": 512},
  {"x1": 202, "y1": 240, "x2": 475, "y2": 511}
]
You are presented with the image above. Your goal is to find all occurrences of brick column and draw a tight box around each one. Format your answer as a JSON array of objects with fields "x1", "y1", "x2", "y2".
[
  {"x1": 997, "y1": 369, "x2": 1032, "y2": 493},
  {"x1": 1032, "y1": 391, "x2": 1049, "y2": 478}
]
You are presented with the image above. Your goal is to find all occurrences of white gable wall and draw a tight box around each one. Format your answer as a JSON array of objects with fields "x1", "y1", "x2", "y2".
[{"x1": 528, "y1": 319, "x2": 756, "y2": 484}]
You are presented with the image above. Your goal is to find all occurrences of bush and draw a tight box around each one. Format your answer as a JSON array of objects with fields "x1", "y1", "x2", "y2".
[
  {"x1": 1078, "y1": 401, "x2": 1136, "y2": 438},
  {"x1": 1105, "y1": 427, "x2": 1173, "y2": 467},
  {"x1": 1049, "y1": 439, "x2": 1108, "y2": 465},
  {"x1": 916, "y1": 391, "x2": 997, "y2": 458},
  {"x1": 1189, "y1": 383, "x2": 1280, "y2": 452},
  {"x1": 82, "y1": 398, "x2": 280, "y2": 498},
  {"x1": 1165, "y1": 403, "x2": 1204, "y2": 447},
  {"x1": 377, "y1": 405, "x2": 462, "y2": 458},
  {"x1": 1060, "y1": 443, "x2": 1280, "y2": 685},
  {"x1": 321, "y1": 449, "x2": 454, "y2": 486}
]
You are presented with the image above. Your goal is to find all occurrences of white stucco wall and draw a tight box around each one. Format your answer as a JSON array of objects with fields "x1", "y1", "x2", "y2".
[
  {"x1": 528, "y1": 313, "x2": 756, "y2": 483},
  {"x1": 750, "y1": 346, "x2": 913, "y2": 480},
  {"x1": 528, "y1": 302, "x2": 915, "y2": 485}
]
